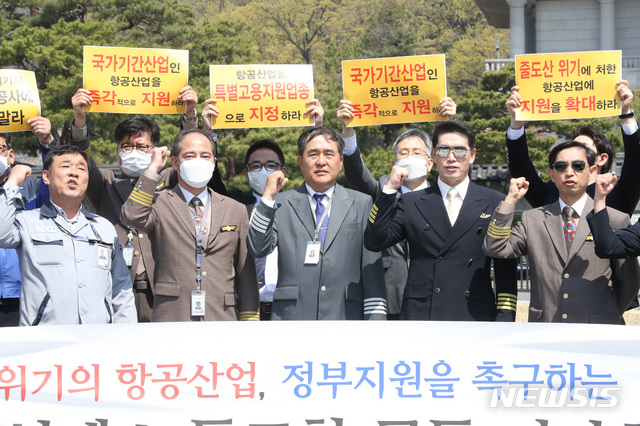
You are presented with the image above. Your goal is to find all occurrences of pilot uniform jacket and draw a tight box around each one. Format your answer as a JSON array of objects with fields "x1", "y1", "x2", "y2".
[
  {"x1": 343, "y1": 146, "x2": 411, "y2": 317},
  {"x1": 69, "y1": 132, "x2": 179, "y2": 322},
  {"x1": 364, "y1": 182, "x2": 518, "y2": 321},
  {"x1": 484, "y1": 197, "x2": 640, "y2": 324},
  {"x1": 0, "y1": 190, "x2": 136, "y2": 326},
  {"x1": 587, "y1": 208, "x2": 640, "y2": 259},
  {"x1": 246, "y1": 183, "x2": 387, "y2": 320},
  {"x1": 121, "y1": 172, "x2": 259, "y2": 322}
]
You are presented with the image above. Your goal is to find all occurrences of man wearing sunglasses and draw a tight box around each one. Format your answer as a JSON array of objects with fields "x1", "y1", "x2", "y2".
[
  {"x1": 505, "y1": 80, "x2": 640, "y2": 216},
  {"x1": 484, "y1": 141, "x2": 640, "y2": 323},
  {"x1": 365, "y1": 120, "x2": 518, "y2": 321}
]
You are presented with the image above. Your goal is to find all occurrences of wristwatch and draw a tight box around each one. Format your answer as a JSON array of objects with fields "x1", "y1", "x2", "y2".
[
  {"x1": 620, "y1": 108, "x2": 635, "y2": 119},
  {"x1": 183, "y1": 111, "x2": 198, "y2": 122}
]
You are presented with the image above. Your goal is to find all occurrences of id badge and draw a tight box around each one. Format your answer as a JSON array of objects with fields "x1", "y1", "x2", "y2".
[
  {"x1": 122, "y1": 244, "x2": 134, "y2": 267},
  {"x1": 96, "y1": 243, "x2": 111, "y2": 269},
  {"x1": 304, "y1": 241, "x2": 321, "y2": 265},
  {"x1": 191, "y1": 290, "x2": 206, "y2": 317}
]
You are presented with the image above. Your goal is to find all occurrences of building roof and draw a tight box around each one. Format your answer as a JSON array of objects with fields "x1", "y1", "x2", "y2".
[{"x1": 474, "y1": 0, "x2": 510, "y2": 28}]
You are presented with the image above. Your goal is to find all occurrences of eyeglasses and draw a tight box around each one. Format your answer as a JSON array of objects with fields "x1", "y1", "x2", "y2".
[
  {"x1": 435, "y1": 146, "x2": 469, "y2": 158},
  {"x1": 551, "y1": 160, "x2": 587, "y2": 173},
  {"x1": 247, "y1": 161, "x2": 281, "y2": 172},
  {"x1": 0, "y1": 145, "x2": 9, "y2": 154},
  {"x1": 119, "y1": 142, "x2": 153, "y2": 154},
  {"x1": 397, "y1": 148, "x2": 430, "y2": 159}
]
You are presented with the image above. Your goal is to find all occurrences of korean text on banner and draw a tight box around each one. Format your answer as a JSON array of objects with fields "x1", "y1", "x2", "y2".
[
  {"x1": 209, "y1": 64, "x2": 315, "y2": 129},
  {"x1": 0, "y1": 321, "x2": 639, "y2": 425},
  {"x1": 0, "y1": 69, "x2": 41, "y2": 132},
  {"x1": 342, "y1": 54, "x2": 448, "y2": 127},
  {"x1": 83, "y1": 46, "x2": 189, "y2": 115},
  {"x1": 515, "y1": 50, "x2": 621, "y2": 121}
]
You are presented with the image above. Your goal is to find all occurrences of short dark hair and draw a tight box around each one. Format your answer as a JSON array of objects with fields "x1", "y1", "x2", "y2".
[
  {"x1": 297, "y1": 126, "x2": 344, "y2": 157},
  {"x1": 432, "y1": 120, "x2": 476, "y2": 150},
  {"x1": 115, "y1": 118, "x2": 161, "y2": 146},
  {"x1": 571, "y1": 125, "x2": 613, "y2": 173},
  {"x1": 548, "y1": 140, "x2": 597, "y2": 168},
  {"x1": 43, "y1": 145, "x2": 88, "y2": 171},
  {"x1": 245, "y1": 139, "x2": 285, "y2": 168},
  {"x1": 172, "y1": 129, "x2": 217, "y2": 158},
  {"x1": 392, "y1": 128, "x2": 432, "y2": 157},
  {"x1": 0, "y1": 133, "x2": 12, "y2": 149}
]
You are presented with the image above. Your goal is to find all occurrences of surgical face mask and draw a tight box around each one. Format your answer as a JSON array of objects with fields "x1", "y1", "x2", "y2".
[
  {"x1": 0, "y1": 156, "x2": 8, "y2": 177},
  {"x1": 179, "y1": 158, "x2": 214, "y2": 188},
  {"x1": 395, "y1": 156, "x2": 427, "y2": 182},
  {"x1": 248, "y1": 168, "x2": 275, "y2": 196},
  {"x1": 119, "y1": 150, "x2": 152, "y2": 177}
]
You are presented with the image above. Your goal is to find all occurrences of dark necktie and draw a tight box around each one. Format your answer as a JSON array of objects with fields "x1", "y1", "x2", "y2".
[
  {"x1": 189, "y1": 197, "x2": 204, "y2": 218},
  {"x1": 313, "y1": 193, "x2": 328, "y2": 245},
  {"x1": 563, "y1": 206, "x2": 577, "y2": 249}
]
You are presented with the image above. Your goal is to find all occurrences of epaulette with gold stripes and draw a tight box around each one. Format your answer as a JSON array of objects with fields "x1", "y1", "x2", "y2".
[
  {"x1": 487, "y1": 222, "x2": 511, "y2": 239},
  {"x1": 369, "y1": 204, "x2": 379, "y2": 224},
  {"x1": 238, "y1": 311, "x2": 260, "y2": 321},
  {"x1": 496, "y1": 293, "x2": 517, "y2": 312},
  {"x1": 129, "y1": 187, "x2": 153, "y2": 207}
]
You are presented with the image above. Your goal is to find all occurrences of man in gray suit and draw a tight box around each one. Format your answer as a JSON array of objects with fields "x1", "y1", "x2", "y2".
[
  {"x1": 246, "y1": 126, "x2": 387, "y2": 320},
  {"x1": 337, "y1": 98, "x2": 456, "y2": 319},
  {"x1": 483, "y1": 140, "x2": 640, "y2": 323}
]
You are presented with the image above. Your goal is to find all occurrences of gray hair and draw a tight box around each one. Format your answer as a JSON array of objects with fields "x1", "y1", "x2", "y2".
[{"x1": 392, "y1": 128, "x2": 432, "y2": 157}]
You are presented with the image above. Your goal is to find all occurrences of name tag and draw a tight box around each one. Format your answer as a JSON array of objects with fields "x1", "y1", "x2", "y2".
[{"x1": 304, "y1": 241, "x2": 321, "y2": 265}]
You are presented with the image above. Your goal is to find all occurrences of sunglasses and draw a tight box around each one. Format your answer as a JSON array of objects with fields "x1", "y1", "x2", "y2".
[
  {"x1": 435, "y1": 146, "x2": 469, "y2": 158},
  {"x1": 551, "y1": 160, "x2": 587, "y2": 173}
]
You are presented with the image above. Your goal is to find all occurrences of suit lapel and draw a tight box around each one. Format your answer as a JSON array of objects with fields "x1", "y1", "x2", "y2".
[
  {"x1": 441, "y1": 183, "x2": 487, "y2": 252},
  {"x1": 566, "y1": 196, "x2": 593, "y2": 263},
  {"x1": 416, "y1": 186, "x2": 449, "y2": 244},
  {"x1": 168, "y1": 186, "x2": 197, "y2": 241},
  {"x1": 543, "y1": 201, "x2": 568, "y2": 263},
  {"x1": 323, "y1": 184, "x2": 354, "y2": 252},
  {"x1": 115, "y1": 177, "x2": 134, "y2": 203},
  {"x1": 288, "y1": 184, "x2": 316, "y2": 241}
]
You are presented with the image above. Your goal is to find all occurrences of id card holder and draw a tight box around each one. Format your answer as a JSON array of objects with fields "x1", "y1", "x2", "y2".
[
  {"x1": 191, "y1": 290, "x2": 206, "y2": 317},
  {"x1": 122, "y1": 244, "x2": 134, "y2": 267},
  {"x1": 304, "y1": 241, "x2": 321, "y2": 265},
  {"x1": 96, "y1": 243, "x2": 111, "y2": 269}
]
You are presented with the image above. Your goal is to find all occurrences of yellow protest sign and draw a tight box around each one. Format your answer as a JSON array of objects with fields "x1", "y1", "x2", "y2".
[
  {"x1": 209, "y1": 64, "x2": 315, "y2": 129},
  {"x1": 341, "y1": 55, "x2": 447, "y2": 127},
  {"x1": 515, "y1": 50, "x2": 621, "y2": 121},
  {"x1": 83, "y1": 46, "x2": 189, "y2": 114},
  {"x1": 0, "y1": 70, "x2": 41, "y2": 132}
]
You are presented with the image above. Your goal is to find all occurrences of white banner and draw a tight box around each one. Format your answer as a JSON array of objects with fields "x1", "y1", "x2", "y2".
[{"x1": 0, "y1": 321, "x2": 639, "y2": 425}]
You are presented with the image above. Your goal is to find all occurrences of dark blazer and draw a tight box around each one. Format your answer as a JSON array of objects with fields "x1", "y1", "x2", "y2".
[
  {"x1": 246, "y1": 183, "x2": 387, "y2": 320},
  {"x1": 121, "y1": 173, "x2": 259, "y2": 322},
  {"x1": 343, "y1": 147, "x2": 411, "y2": 316},
  {"x1": 365, "y1": 182, "x2": 518, "y2": 321},
  {"x1": 506, "y1": 128, "x2": 640, "y2": 215},
  {"x1": 587, "y1": 208, "x2": 640, "y2": 259},
  {"x1": 485, "y1": 197, "x2": 640, "y2": 324}
]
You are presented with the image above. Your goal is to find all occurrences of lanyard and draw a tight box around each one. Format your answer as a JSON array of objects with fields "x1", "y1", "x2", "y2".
[
  {"x1": 52, "y1": 218, "x2": 107, "y2": 245},
  {"x1": 191, "y1": 197, "x2": 209, "y2": 291},
  {"x1": 313, "y1": 197, "x2": 331, "y2": 244}
]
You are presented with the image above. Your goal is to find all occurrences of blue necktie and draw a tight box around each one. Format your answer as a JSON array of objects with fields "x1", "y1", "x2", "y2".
[{"x1": 313, "y1": 193, "x2": 328, "y2": 245}]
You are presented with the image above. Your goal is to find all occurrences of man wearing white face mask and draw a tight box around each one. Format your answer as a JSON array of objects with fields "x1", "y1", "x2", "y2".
[
  {"x1": 337, "y1": 97, "x2": 455, "y2": 319},
  {"x1": 69, "y1": 87, "x2": 200, "y2": 322},
  {"x1": 223, "y1": 139, "x2": 287, "y2": 320},
  {"x1": 121, "y1": 129, "x2": 259, "y2": 322}
]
